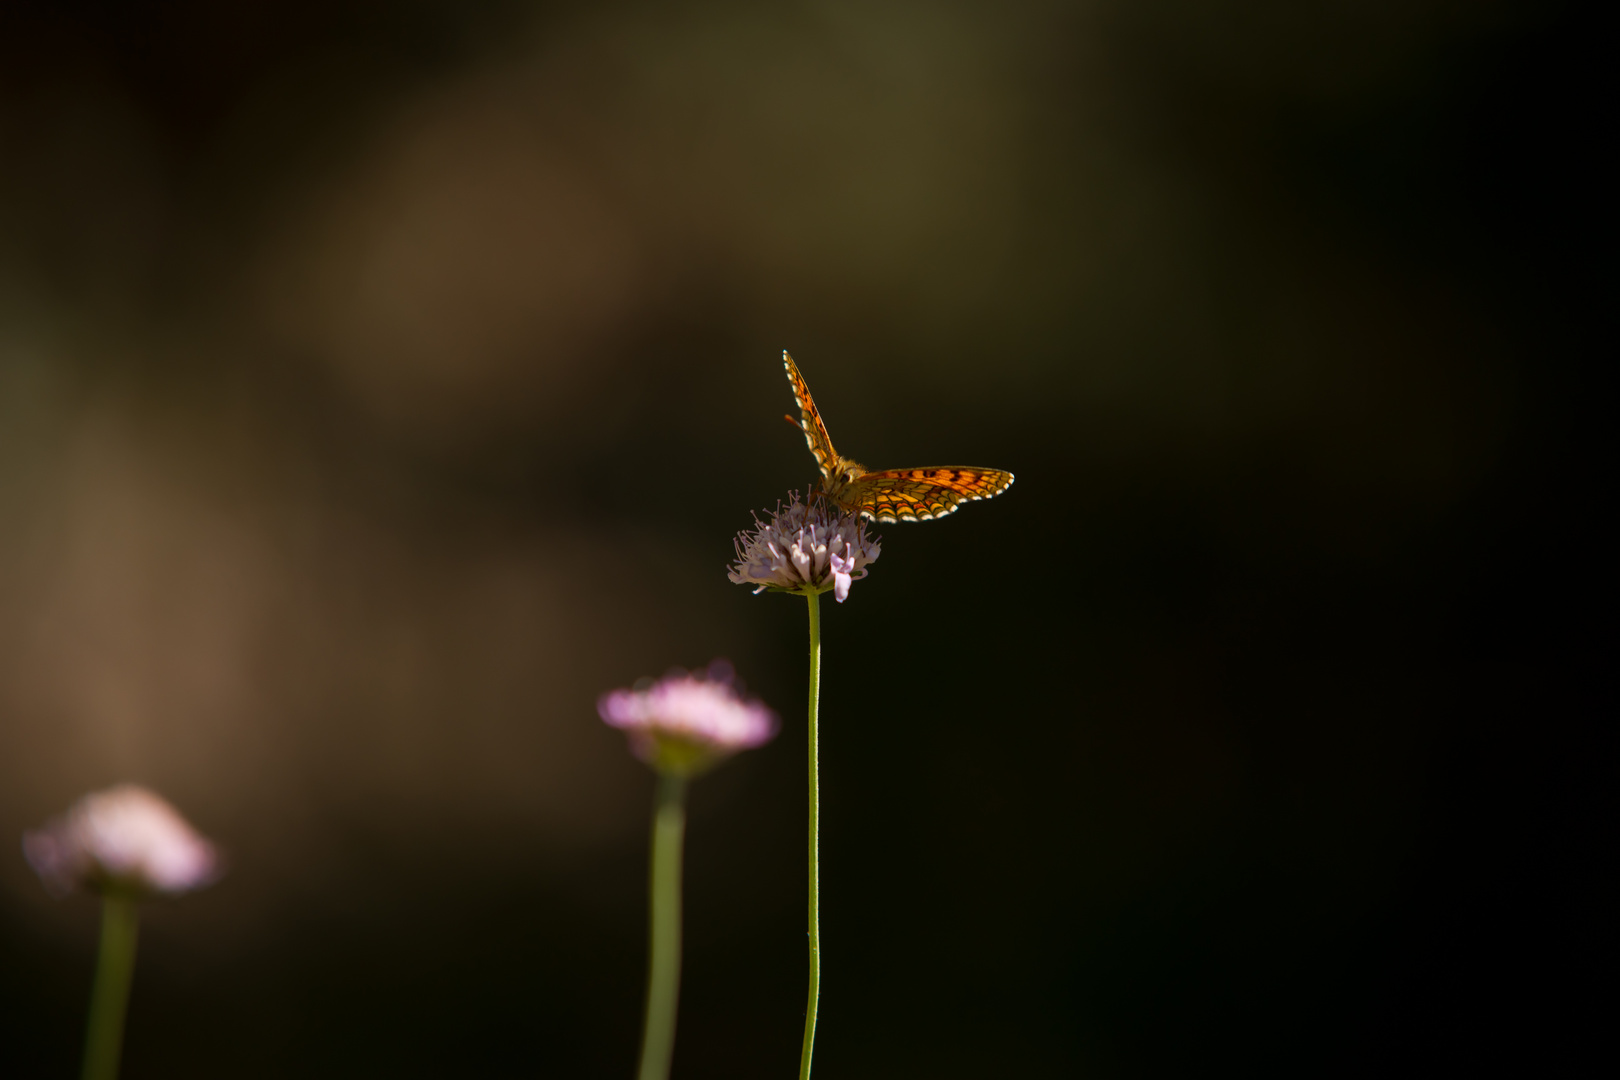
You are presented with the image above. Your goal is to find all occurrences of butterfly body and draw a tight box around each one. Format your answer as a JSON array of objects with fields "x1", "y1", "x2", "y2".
[{"x1": 783, "y1": 351, "x2": 1014, "y2": 523}]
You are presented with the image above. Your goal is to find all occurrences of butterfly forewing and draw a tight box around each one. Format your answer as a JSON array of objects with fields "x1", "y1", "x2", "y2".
[
  {"x1": 783, "y1": 351, "x2": 840, "y2": 482},
  {"x1": 781, "y1": 350, "x2": 1015, "y2": 522}
]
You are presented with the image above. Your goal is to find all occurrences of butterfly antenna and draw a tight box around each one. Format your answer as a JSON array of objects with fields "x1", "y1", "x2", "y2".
[{"x1": 783, "y1": 413, "x2": 801, "y2": 430}]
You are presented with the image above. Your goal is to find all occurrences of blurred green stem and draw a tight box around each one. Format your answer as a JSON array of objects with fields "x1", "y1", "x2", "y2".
[
  {"x1": 82, "y1": 893, "x2": 139, "y2": 1080},
  {"x1": 800, "y1": 588, "x2": 822, "y2": 1080},
  {"x1": 637, "y1": 771, "x2": 688, "y2": 1080}
]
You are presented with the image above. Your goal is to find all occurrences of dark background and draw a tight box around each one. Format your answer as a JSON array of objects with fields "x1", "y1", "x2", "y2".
[{"x1": 1, "y1": 2, "x2": 1605, "y2": 1077}]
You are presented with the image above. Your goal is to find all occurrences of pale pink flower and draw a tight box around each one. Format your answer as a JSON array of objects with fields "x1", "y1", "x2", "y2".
[
  {"x1": 728, "y1": 492, "x2": 880, "y2": 603},
  {"x1": 24, "y1": 785, "x2": 223, "y2": 899},
  {"x1": 598, "y1": 662, "x2": 778, "y2": 776}
]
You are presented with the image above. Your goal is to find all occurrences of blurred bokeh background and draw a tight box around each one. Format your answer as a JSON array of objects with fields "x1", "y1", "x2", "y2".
[{"x1": 1, "y1": 1, "x2": 1604, "y2": 1077}]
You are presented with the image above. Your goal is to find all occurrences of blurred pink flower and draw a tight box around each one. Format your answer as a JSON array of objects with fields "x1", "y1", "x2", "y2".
[
  {"x1": 598, "y1": 662, "x2": 778, "y2": 776},
  {"x1": 23, "y1": 785, "x2": 223, "y2": 899},
  {"x1": 728, "y1": 492, "x2": 880, "y2": 602}
]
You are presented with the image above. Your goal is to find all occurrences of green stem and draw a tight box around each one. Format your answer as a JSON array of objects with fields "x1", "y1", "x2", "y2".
[
  {"x1": 800, "y1": 588, "x2": 822, "y2": 1080},
  {"x1": 82, "y1": 893, "x2": 140, "y2": 1080},
  {"x1": 637, "y1": 772, "x2": 689, "y2": 1080}
]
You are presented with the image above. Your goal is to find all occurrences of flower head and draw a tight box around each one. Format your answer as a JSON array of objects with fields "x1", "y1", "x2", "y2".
[
  {"x1": 598, "y1": 661, "x2": 778, "y2": 777},
  {"x1": 23, "y1": 785, "x2": 223, "y2": 899},
  {"x1": 728, "y1": 492, "x2": 881, "y2": 603}
]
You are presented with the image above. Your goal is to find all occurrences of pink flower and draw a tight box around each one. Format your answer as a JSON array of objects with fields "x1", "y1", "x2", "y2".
[
  {"x1": 728, "y1": 492, "x2": 881, "y2": 603},
  {"x1": 598, "y1": 662, "x2": 778, "y2": 776},
  {"x1": 24, "y1": 785, "x2": 223, "y2": 899}
]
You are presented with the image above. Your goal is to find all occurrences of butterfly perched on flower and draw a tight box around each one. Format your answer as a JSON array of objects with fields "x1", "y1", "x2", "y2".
[{"x1": 782, "y1": 351, "x2": 1014, "y2": 523}]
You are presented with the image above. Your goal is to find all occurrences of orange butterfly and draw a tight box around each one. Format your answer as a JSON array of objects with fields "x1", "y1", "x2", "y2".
[{"x1": 782, "y1": 351, "x2": 1014, "y2": 523}]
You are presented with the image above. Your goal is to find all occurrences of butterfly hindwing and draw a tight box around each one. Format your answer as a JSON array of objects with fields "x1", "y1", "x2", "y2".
[{"x1": 844, "y1": 468, "x2": 1016, "y2": 522}]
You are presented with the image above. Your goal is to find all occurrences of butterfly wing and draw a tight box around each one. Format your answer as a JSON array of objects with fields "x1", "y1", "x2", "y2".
[
  {"x1": 840, "y1": 467, "x2": 1015, "y2": 523},
  {"x1": 783, "y1": 351, "x2": 839, "y2": 483},
  {"x1": 783, "y1": 351, "x2": 1015, "y2": 522}
]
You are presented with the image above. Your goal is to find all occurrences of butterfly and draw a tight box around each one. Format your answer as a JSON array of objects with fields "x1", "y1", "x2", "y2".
[{"x1": 782, "y1": 350, "x2": 1014, "y2": 523}]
